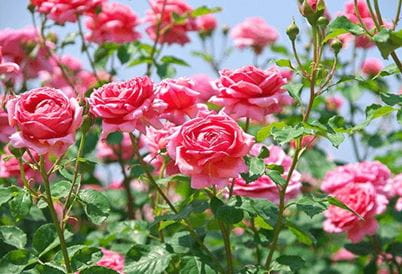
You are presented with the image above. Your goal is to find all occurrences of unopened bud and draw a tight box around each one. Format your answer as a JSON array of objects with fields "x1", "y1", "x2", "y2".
[
  {"x1": 286, "y1": 20, "x2": 300, "y2": 41},
  {"x1": 331, "y1": 39, "x2": 343, "y2": 54},
  {"x1": 222, "y1": 25, "x2": 230, "y2": 36},
  {"x1": 317, "y1": 16, "x2": 329, "y2": 27},
  {"x1": 299, "y1": 0, "x2": 326, "y2": 25}
]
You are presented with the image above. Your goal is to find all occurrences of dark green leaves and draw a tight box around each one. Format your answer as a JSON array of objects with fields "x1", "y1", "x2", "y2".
[
  {"x1": 266, "y1": 170, "x2": 286, "y2": 186},
  {"x1": 275, "y1": 255, "x2": 305, "y2": 271},
  {"x1": 271, "y1": 125, "x2": 305, "y2": 145},
  {"x1": 0, "y1": 226, "x2": 27, "y2": 249},
  {"x1": 81, "y1": 266, "x2": 119, "y2": 274},
  {"x1": 373, "y1": 29, "x2": 402, "y2": 59},
  {"x1": 0, "y1": 186, "x2": 20, "y2": 207},
  {"x1": 125, "y1": 245, "x2": 173, "y2": 274},
  {"x1": 0, "y1": 249, "x2": 35, "y2": 274},
  {"x1": 295, "y1": 196, "x2": 327, "y2": 218},
  {"x1": 33, "y1": 224, "x2": 58, "y2": 254},
  {"x1": 71, "y1": 246, "x2": 102, "y2": 271},
  {"x1": 9, "y1": 191, "x2": 32, "y2": 219},
  {"x1": 241, "y1": 157, "x2": 265, "y2": 183},
  {"x1": 50, "y1": 180, "x2": 72, "y2": 199},
  {"x1": 79, "y1": 189, "x2": 110, "y2": 225},
  {"x1": 326, "y1": 16, "x2": 365, "y2": 42},
  {"x1": 106, "y1": 132, "x2": 123, "y2": 145},
  {"x1": 179, "y1": 256, "x2": 216, "y2": 274},
  {"x1": 344, "y1": 241, "x2": 372, "y2": 256},
  {"x1": 284, "y1": 83, "x2": 303, "y2": 105}
]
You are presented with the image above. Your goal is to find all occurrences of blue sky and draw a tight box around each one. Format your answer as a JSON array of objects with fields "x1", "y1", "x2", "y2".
[{"x1": 0, "y1": 0, "x2": 399, "y2": 163}]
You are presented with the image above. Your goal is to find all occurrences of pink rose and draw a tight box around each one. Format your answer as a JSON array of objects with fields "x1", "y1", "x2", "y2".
[
  {"x1": 145, "y1": 0, "x2": 196, "y2": 45},
  {"x1": 361, "y1": 57, "x2": 383, "y2": 76},
  {"x1": 211, "y1": 65, "x2": 292, "y2": 121},
  {"x1": 230, "y1": 17, "x2": 278, "y2": 54},
  {"x1": 96, "y1": 133, "x2": 135, "y2": 162},
  {"x1": 325, "y1": 96, "x2": 343, "y2": 111},
  {"x1": 323, "y1": 183, "x2": 379, "y2": 243},
  {"x1": 0, "y1": 97, "x2": 15, "y2": 143},
  {"x1": 31, "y1": 0, "x2": 104, "y2": 24},
  {"x1": 97, "y1": 248, "x2": 125, "y2": 273},
  {"x1": 190, "y1": 74, "x2": 218, "y2": 102},
  {"x1": 85, "y1": 1, "x2": 141, "y2": 44},
  {"x1": 167, "y1": 112, "x2": 254, "y2": 189},
  {"x1": 88, "y1": 76, "x2": 162, "y2": 139},
  {"x1": 0, "y1": 47, "x2": 19, "y2": 74},
  {"x1": 233, "y1": 145, "x2": 301, "y2": 203},
  {"x1": 385, "y1": 174, "x2": 402, "y2": 211},
  {"x1": 331, "y1": 248, "x2": 357, "y2": 261},
  {"x1": 155, "y1": 78, "x2": 207, "y2": 124},
  {"x1": 196, "y1": 14, "x2": 217, "y2": 33},
  {"x1": 0, "y1": 27, "x2": 54, "y2": 80},
  {"x1": 143, "y1": 122, "x2": 179, "y2": 176},
  {"x1": 7, "y1": 87, "x2": 83, "y2": 155}
]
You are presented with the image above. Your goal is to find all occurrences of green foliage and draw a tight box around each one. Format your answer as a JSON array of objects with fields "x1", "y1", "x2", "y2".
[{"x1": 78, "y1": 189, "x2": 111, "y2": 225}]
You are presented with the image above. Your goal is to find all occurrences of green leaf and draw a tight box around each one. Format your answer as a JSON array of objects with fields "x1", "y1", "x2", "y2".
[
  {"x1": 71, "y1": 246, "x2": 102, "y2": 272},
  {"x1": 258, "y1": 146, "x2": 270, "y2": 159},
  {"x1": 241, "y1": 157, "x2": 265, "y2": 183},
  {"x1": 0, "y1": 226, "x2": 27, "y2": 249},
  {"x1": 79, "y1": 189, "x2": 110, "y2": 225},
  {"x1": 271, "y1": 125, "x2": 305, "y2": 145},
  {"x1": 284, "y1": 83, "x2": 303, "y2": 105},
  {"x1": 0, "y1": 186, "x2": 20, "y2": 207},
  {"x1": 386, "y1": 243, "x2": 402, "y2": 256},
  {"x1": 256, "y1": 121, "x2": 286, "y2": 142},
  {"x1": 106, "y1": 132, "x2": 123, "y2": 145},
  {"x1": 124, "y1": 245, "x2": 173, "y2": 274},
  {"x1": 286, "y1": 221, "x2": 316, "y2": 246},
  {"x1": 373, "y1": 64, "x2": 399, "y2": 78},
  {"x1": 327, "y1": 16, "x2": 365, "y2": 36},
  {"x1": 295, "y1": 196, "x2": 327, "y2": 218},
  {"x1": 128, "y1": 56, "x2": 153, "y2": 67},
  {"x1": 81, "y1": 266, "x2": 119, "y2": 274},
  {"x1": 276, "y1": 255, "x2": 305, "y2": 271},
  {"x1": 117, "y1": 45, "x2": 130, "y2": 64},
  {"x1": 179, "y1": 256, "x2": 217, "y2": 274},
  {"x1": 344, "y1": 241, "x2": 371, "y2": 255},
  {"x1": 241, "y1": 199, "x2": 278, "y2": 226},
  {"x1": 191, "y1": 6, "x2": 222, "y2": 17},
  {"x1": 34, "y1": 263, "x2": 65, "y2": 274},
  {"x1": 9, "y1": 191, "x2": 32, "y2": 219},
  {"x1": 32, "y1": 224, "x2": 58, "y2": 254},
  {"x1": 0, "y1": 249, "x2": 35, "y2": 274},
  {"x1": 373, "y1": 29, "x2": 402, "y2": 59},
  {"x1": 50, "y1": 180, "x2": 72, "y2": 199},
  {"x1": 156, "y1": 63, "x2": 177, "y2": 79},
  {"x1": 275, "y1": 59, "x2": 292, "y2": 68},
  {"x1": 160, "y1": 56, "x2": 189, "y2": 67},
  {"x1": 265, "y1": 169, "x2": 286, "y2": 186},
  {"x1": 327, "y1": 196, "x2": 363, "y2": 220},
  {"x1": 156, "y1": 200, "x2": 208, "y2": 222},
  {"x1": 216, "y1": 205, "x2": 244, "y2": 224},
  {"x1": 380, "y1": 93, "x2": 402, "y2": 106}
]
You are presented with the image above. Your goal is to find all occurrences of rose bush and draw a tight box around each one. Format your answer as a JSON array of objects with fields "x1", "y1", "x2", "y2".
[{"x1": 0, "y1": 0, "x2": 401, "y2": 273}]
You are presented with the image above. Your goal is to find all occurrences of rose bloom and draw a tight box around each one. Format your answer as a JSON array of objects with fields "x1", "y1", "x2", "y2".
[
  {"x1": 88, "y1": 76, "x2": 162, "y2": 139},
  {"x1": 31, "y1": 0, "x2": 104, "y2": 24},
  {"x1": 154, "y1": 78, "x2": 208, "y2": 124},
  {"x1": 97, "y1": 248, "x2": 125, "y2": 273},
  {"x1": 323, "y1": 183, "x2": 380, "y2": 243},
  {"x1": 196, "y1": 14, "x2": 217, "y2": 34},
  {"x1": 210, "y1": 65, "x2": 292, "y2": 121},
  {"x1": 86, "y1": 1, "x2": 141, "y2": 44},
  {"x1": 233, "y1": 145, "x2": 301, "y2": 203},
  {"x1": 331, "y1": 248, "x2": 357, "y2": 262},
  {"x1": 167, "y1": 111, "x2": 254, "y2": 189},
  {"x1": 230, "y1": 17, "x2": 278, "y2": 54},
  {"x1": 0, "y1": 47, "x2": 19, "y2": 74},
  {"x1": 361, "y1": 57, "x2": 383, "y2": 76},
  {"x1": 145, "y1": 0, "x2": 196, "y2": 45},
  {"x1": 190, "y1": 74, "x2": 218, "y2": 103},
  {"x1": 0, "y1": 97, "x2": 15, "y2": 143},
  {"x1": 0, "y1": 26, "x2": 54, "y2": 80},
  {"x1": 96, "y1": 133, "x2": 135, "y2": 162},
  {"x1": 326, "y1": 95, "x2": 343, "y2": 111},
  {"x1": 142, "y1": 122, "x2": 179, "y2": 176},
  {"x1": 7, "y1": 87, "x2": 83, "y2": 155},
  {"x1": 385, "y1": 174, "x2": 402, "y2": 211}
]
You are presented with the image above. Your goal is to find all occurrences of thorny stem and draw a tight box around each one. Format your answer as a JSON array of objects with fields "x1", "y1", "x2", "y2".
[
  {"x1": 77, "y1": 16, "x2": 100, "y2": 82},
  {"x1": 129, "y1": 133, "x2": 225, "y2": 273},
  {"x1": 291, "y1": 40, "x2": 309, "y2": 79},
  {"x1": 39, "y1": 156, "x2": 72, "y2": 273},
  {"x1": 17, "y1": 158, "x2": 38, "y2": 198},
  {"x1": 145, "y1": 0, "x2": 168, "y2": 77}
]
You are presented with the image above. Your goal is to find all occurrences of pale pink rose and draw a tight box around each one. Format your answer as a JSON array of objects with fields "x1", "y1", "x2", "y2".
[
  {"x1": 323, "y1": 183, "x2": 379, "y2": 243},
  {"x1": 361, "y1": 57, "x2": 383, "y2": 76},
  {"x1": 0, "y1": 47, "x2": 19, "y2": 74},
  {"x1": 230, "y1": 17, "x2": 278, "y2": 53},
  {"x1": 97, "y1": 248, "x2": 125, "y2": 273},
  {"x1": 167, "y1": 111, "x2": 254, "y2": 189},
  {"x1": 331, "y1": 248, "x2": 357, "y2": 261},
  {"x1": 190, "y1": 74, "x2": 218, "y2": 102},
  {"x1": 196, "y1": 14, "x2": 217, "y2": 33},
  {"x1": 326, "y1": 96, "x2": 343, "y2": 111},
  {"x1": 86, "y1": 1, "x2": 141, "y2": 44},
  {"x1": 154, "y1": 78, "x2": 208, "y2": 124},
  {"x1": 7, "y1": 87, "x2": 83, "y2": 155},
  {"x1": 0, "y1": 27, "x2": 54, "y2": 80},
  {"x1": 31, "y1": 0, "x2": 104, "y2": 24},
  {"x1": 211, "y1": 65, "x2": 292, "y2": 121},
  {"x1": 88, "y1": 76, "x2": 162, "y2": 139},
  {"x1": 233, "y1": 145, "x2": 301, "y2": 203},
  {"x1": 143, "y1": 122, "x2": 179, "y2": 176},
  {"x1": 96, "y1": 133, "x2": 135, "y2": 162},
  {"x1": 279, "y1": 70, "x2": 293, "y2": 81},
  {"x1": 385, "y1": 174, "x2": 402, "y2": 211},
  {"x1": 145, "y1": 0, "x2": 196, "y2": 45}
]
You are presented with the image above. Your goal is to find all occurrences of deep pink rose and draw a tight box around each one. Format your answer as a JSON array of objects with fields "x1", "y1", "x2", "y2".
[
  {"x1": 323, "y1": 183, "x2": 379, "y2": 243},
  {"x1": 361, "y1": 57, "x2": 383, "y2": 76},
  {"x1": 155, "y1": 78, "x2": 208, "y2": 124},
  {"x1": 233, "y1": 145, "x2": 301, "y2": 203},
  {"x1": 31, "y1": 0, "x2": 104, "y2": 24},
  {"x1": 143, "y1": 122, "x2": 179, "y2": 176},
  {"x1": 167, "y1": 112, "x2": 254, "y2": 189},
  {"x1": 211, "y1": 65, "x2": 292, "y2": 121},
  {"x1": 0, "y1": 27, "x2": 54, "y2": 80},
  {"x1": 86, "y1": 1, "x2": 141, "y2": 44},
  {"x1": 230, "y1": 17, "x2": 278, "y2": 53},
  {"x1": 7, "y1": 87, "x2": 83, "y2": 155},
  {"x1": 97, "y1": 248, "x2": 125, "y2": 273},
  {"x1": 96, "y1": 133, "x2": 135, "y2": 162},
  {"x1": 196, "y1": 14, "x2": 217, "y2": 33},
  {"x1": 145, "y1": 0, "x2": 196, "y2": 45},
  {"x1": 326, "y1": 96, "x2": 343, "y2": 111},
  {"x1": 88, "y1": 77, "x2": 162, "y2": 139},
  {"x1": 386, "y1": 174, "x2": 402, "y2": 211},
  {"x1": 190, "y1": 74, "x2": 218, "y2": 102}
]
